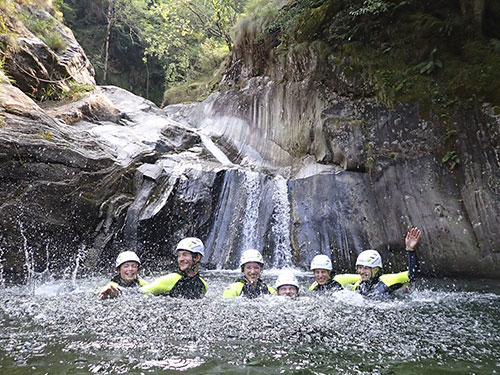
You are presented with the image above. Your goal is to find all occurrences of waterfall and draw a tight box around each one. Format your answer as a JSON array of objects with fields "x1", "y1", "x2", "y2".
[
  {"x1": 240, "y1": 170, "x2": 261, "y2": 251},
  {"x1": 203, "y1": 171, "x2": 241, "y2": 269},
  {"x1": 271, "y1": 176, "x2": 293, "y2": 268}
]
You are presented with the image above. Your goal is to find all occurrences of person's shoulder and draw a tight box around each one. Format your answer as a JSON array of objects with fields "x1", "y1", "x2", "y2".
[
  {"x1": 266, "y1": 285, "x2": 277, "y2": 295},
  {"x1": 222, "y1": 280, "x2": 245, "y2": 298},
  {"x1": 199, "y1": 276, "x2": 208, "y2": 290},
  {"x1": 309, "y1": 281, "x2": 319, "y2": 291}
]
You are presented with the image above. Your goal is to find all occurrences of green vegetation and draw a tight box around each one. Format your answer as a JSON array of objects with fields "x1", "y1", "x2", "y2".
[
  {"x1": 4, "y1": 0, "x2": 500, "y2": 116},
  {"x1": 17, "y1": 5, "x2": 68, "y2": 51},
  {"x1": 61, "y1": 0, "x2": 245, "y2": 105},
  {"x1": 250, "y1": 0, "x2": 500, "y2": 116},
  {"x1": 66, "y1": 81, "x2": 94, "y2": 99},
  {"x1": 39, "y1": 131, "x2": 53, "y2": 141},
  {"x1": 37, "y1": 79, "x2": 94, "y2": 102},
  {"x1": 442, "y1": 150, "x2": 460, "y2": 170}
]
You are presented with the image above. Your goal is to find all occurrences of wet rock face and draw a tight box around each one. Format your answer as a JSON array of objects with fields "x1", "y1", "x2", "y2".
[
  {"x1": 0, "y1": 83, "x2": 125, "y2": 281},
  {"x1": 1, "y1": 79, "x2": 499, "y2": 281},
  {"x1": 165, "y1": 41, "x2": 500, "y2": 278},
  {"x1": 3, "y1": 5, "x2": 95, "y2": 101}
]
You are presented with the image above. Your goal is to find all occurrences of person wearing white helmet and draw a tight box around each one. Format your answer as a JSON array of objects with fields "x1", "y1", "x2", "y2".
[
  {"x1": 309, "y1": 254, "x2": 360, "y2": 293},
  {"x1": 98, "y1": 251, "x2": 148, "y2": 299},
  {"x1": 275, "y1": 270, "x2": 299, "y2": 297},
  {"x1": 223, "y1": 249, "x2": 277, "y2": 298},
  {"x1": 353, "y1": 227, "x2": 421, "y2": 297},
  {"x1": 140, "y1": 237, "x2": 208, "y2": 299}
]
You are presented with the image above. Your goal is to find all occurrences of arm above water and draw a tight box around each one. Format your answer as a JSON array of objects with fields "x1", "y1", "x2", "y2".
[
  {"x1": 405, "y1": 227, "x2": 421, "y2": 280},
  {"x1": 98, "y1": 281, "x2": 120, "y2": 299},
  {"x1": 140, "y1": 273, "x2": 182, "y2": 296},
  {"x1": 333, "y1": 274, "x2": 361, "y2": 289}
]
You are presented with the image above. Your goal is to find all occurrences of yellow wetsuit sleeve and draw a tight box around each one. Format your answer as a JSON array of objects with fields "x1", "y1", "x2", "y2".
[
  {"x1": 334, "y1": 273, "x2": 361, "y2": 290},
  {"x1": 222, "y1": 282, "x2": 244, "y2": 298},
  {"x1": 333, "y1": 274, "x2": 361, "y2": 285},
  {"x1": 140, "y1": 273, "x2": 182, "y2": 296},
  {"x1": 380, "y1": 271, "x2": 410, "y2": 287}
]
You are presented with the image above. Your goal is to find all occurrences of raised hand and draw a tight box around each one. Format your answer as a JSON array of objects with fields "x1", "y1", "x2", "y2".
[{"x1": 405, "y1": 227, "x2": 421, "y2": 251}]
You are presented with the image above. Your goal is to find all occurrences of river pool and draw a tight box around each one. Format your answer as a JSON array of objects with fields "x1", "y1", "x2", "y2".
[{"x1": 0, "y1": 270, "x2": 499, "y2": 375}]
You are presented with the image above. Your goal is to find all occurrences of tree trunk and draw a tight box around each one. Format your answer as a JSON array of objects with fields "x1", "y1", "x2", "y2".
[
  {"x1": 459, "y1": 0, "x2": 486, "y2": 37},
  {"x1": 103, "y1": 2, "x2": 115, "y2": 82}
]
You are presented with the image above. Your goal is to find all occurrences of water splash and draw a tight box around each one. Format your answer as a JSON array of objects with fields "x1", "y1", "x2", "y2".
[
  {"x1": 71, "y1": 245, "x2": 88, "y2": 289},
  {"x1": 1, "y1": 274, "x2": 498, "y2": 375},
  {"x1": 20, "y1": 223, "x2": 35, "y2": 295},
  {"x1": 271, "y1": 176, "x2": 293, "y2": 268},
  {"x1": 0, "y1": 246, "x2": 4, "y2": 289}
]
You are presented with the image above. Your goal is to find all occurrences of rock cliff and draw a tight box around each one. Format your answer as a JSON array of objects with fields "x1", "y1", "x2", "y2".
[
  {"x1": 165, "y1": 24, "x2": 500, "y2": 277},
  {"x1": 0, "y1": 1, "x2": 499, "y2": 282}
]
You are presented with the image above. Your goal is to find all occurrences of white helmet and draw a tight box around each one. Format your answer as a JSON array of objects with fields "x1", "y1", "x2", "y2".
[
  {"x1": 115, "y1": 251, "x2": 141, "y2": 269},
  {"x1": 275, "y1": 270, "x2": 299, "y2": 290},
  {"x1": 239, "y1": 249, "x2": 264, "y2": 268},
  {"x1": 310, "y1": 254, "x2": 333, "y2": 271},
  {"x1": 175, "y1": 237, "x2": 205, "y2": 257},
  {"x1": 356, "y1": 249, "x2": 382, "y2": 268}
]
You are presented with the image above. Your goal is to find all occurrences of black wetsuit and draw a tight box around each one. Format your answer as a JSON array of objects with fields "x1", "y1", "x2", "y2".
[
  {"x1": 166, "y1": 273, "x2": 207, "y2": 299},
  {"x1": 237, "y1": 278, "x2": 273, "y2": 299},
  {"x1": 311, "y1": 279, "x2": 343, "y2": 293}
]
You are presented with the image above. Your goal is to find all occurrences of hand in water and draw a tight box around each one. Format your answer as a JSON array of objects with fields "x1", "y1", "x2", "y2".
[
  {"x1": 98, "y1": 284, "x2": 121, "y2": 299},
  {"x1": 405, "y1": 227, "x2": 421, "y2": 251}
]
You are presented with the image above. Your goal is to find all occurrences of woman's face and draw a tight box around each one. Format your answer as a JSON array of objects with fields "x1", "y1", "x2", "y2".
[
  {"x1": 243, "y1": 262, "x2": 263, "y2": 284},
  {"x1": 118, "y1": 261, "x2": 139, "y2": 283},
  {"x1": 357, "y1": 265, "x2": 378, "y2": 281}
]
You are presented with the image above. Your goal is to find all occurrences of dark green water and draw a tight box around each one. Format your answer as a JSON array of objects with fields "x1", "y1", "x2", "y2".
[{"x1": 0, "y1": 271, "x2": 499, "y2": 375}]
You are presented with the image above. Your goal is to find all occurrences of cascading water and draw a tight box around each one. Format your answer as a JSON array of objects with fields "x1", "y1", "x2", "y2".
[
  {"x1": 1, "y1": 86, "x2": 500, "y2": 375},
  {"x1": 240, "y1": 170, "x2": 261, "y2": 251},
  {"x1": 271, "y1": 175, "x2": 293, "y2": 268}
]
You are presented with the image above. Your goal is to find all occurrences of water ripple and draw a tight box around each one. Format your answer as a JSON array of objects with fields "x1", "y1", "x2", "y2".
[{"x1": 0, "y1": 274, "x2": 499, "y2": 374}]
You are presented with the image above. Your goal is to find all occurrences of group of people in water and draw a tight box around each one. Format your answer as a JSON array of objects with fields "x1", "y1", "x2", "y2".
[{"x1": 99, "y1": 227, "x2": 421, "y2": 300}]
